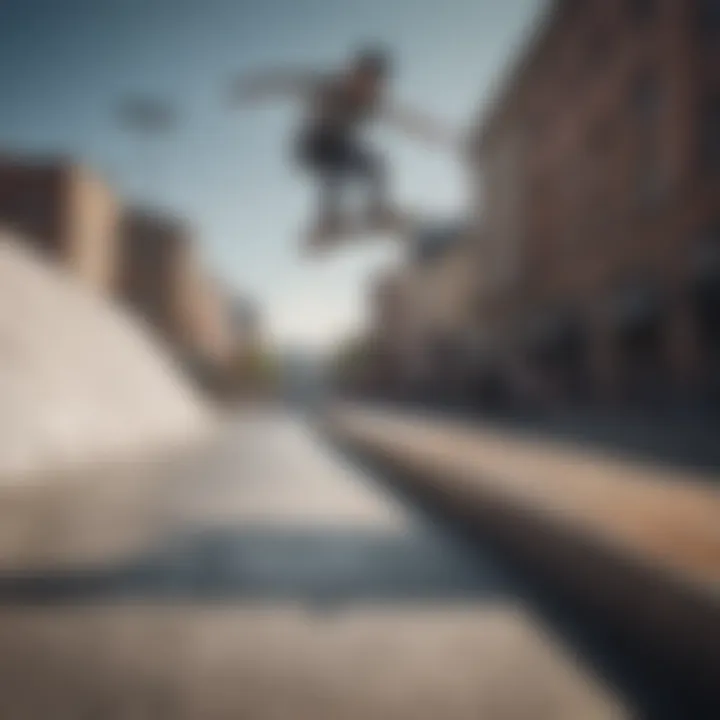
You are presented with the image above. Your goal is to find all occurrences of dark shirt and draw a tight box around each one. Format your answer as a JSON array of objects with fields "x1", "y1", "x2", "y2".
[{"x1": 306, "y1": 74, "x2": 381, "y2": 134}]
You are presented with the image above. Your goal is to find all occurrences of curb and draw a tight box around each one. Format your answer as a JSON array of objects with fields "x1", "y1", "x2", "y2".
[{"x1": 326, "y1": 415, "x2": 720, "y2": 709}]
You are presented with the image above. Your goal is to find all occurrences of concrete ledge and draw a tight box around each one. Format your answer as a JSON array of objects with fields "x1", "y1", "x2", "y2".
[{"x1": 326, "y1": 404, "x2": 720, "y2": 699}]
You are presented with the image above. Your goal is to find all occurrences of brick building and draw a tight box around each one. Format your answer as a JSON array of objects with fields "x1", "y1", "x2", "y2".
[
  {"x1": 0, "y1": 155, "x2": 245, "y2": 397},
  {"x1": 119, "y1": 208, "x2": 250, "y2": 397},
  {"x1": 367, "y1": 268, "x2": 414, "y2": 395},
  {"x1": 118, "y1": 209, "x2": 193, "y2": 347},
  {"x1": 0, "y1": 156, "x2": 119, "y2": 293},
  {"x1": 185, "y1": 273, "x2": 235, "y2": 366},
  {"x1": 469, "y1": 0, "x2": 720, "y2": 408}
]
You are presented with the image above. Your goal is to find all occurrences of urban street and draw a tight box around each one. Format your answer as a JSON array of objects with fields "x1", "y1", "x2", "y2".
[{"x1": 0, "y1": 409, "x2": 631, "y2": 720}]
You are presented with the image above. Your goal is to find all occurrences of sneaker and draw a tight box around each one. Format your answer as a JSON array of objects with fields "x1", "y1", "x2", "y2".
[
  {"x1": 304, "y1": 212, "x2": 344, "y2": 254},
  {"x1": 368, "y1": 205, "x2": 407, "y2": 233}
]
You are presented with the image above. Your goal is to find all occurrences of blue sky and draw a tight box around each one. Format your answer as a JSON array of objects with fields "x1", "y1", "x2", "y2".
[{"x1": 0, "y1": 0, "x2": 542, "y2": 350}]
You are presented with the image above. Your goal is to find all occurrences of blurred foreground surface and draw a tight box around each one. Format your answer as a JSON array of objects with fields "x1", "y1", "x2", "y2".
[
  {"x1": 331, "y1": 404, "x2": 720, "y2": 590},
  {"x1": 0, "y1": 411, "x2": 626, "y2": 720}
]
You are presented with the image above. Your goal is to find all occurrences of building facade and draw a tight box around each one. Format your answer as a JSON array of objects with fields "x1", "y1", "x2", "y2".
[
  {"x1": 118, "y1": 209, "x2": 194, "y2": 347},
  {"x1": 0, "y1": 157, "x2": 119, "y2": 293},
  {"x1": 469, "y1": 0, "x2": 720, "y2": 409},
  {"x1": 120, "y1": 209, "x2": 238, "y2": 361},
  {"x1": 183, "y1": 271, "x2": 236, "y2": 366},
  {"x1": 368, "y1": 222, "x2": 483, "y2": 400}
]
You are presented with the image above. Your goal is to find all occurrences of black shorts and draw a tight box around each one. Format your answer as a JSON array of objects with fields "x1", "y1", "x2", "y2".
[{"x1": 296, "y1": 126, "x2": 372, "y2": 177}]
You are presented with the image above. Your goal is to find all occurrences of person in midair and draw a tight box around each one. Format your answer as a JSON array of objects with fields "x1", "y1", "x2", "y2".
[{"x1": 229, "y1": 47, "x2": 456, "y2": 249}]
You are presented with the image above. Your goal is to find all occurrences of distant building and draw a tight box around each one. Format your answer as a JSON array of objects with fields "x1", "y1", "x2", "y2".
[
  {"x1": 468, "y1": 0, "x2": 720, "y2": 407},
  {"x1": 118, "y1": 208, "x2": 233, "y2": 363},
  {"x1": 0, "y1": 155, "x2": 119, "y2": 293},
  {"x1": 185, "y1": 272, "x2": 236, "y2": 366},
  {"x1": 118, "y1": 208, "x2": 194, "y2": 347},
  {"x1": 229, "y1": 295, "x2": 261, "y2": 350},
  {"x1": 368, "y1": 221, "x2": 480, "y2": 399}
]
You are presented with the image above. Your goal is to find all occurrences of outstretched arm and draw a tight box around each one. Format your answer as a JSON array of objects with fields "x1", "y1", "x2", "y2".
[
  {"x1": 382, "y1": 102, "x2": 458, "y2": 148},
  {"x1": 227, "y1": 69, "x2": 319, "y2": 106}
]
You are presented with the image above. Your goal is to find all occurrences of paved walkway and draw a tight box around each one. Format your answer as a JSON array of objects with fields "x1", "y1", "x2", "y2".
[{"x1": 0, "y1": 411, "x2": 626, "y2": 719}]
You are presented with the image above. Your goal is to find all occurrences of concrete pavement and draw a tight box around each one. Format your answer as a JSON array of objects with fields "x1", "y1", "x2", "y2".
[
  {"x1": 327, "y1": 403, "x2": 720, "y2": 715},
  {"x1": 0, "y1": 410, "x2": 627, "y2": 719}
]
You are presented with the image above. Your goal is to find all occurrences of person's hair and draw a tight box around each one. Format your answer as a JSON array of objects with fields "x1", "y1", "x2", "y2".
[{"x1": 353, "y1": 47, "x2": 391, "y2": 78}]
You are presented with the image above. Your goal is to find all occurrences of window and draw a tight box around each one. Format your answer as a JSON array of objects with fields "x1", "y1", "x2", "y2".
[
  {"x1": 692, "y1": 228, "x2": 720, "y2": 359},
  {"x1": 627, "y1": 0, "x2": 657, "y2": 24},
  {"x1": 630, "y1": 70, "x2": 666, "y2": 208},
  {"x1": 696, "y1": 0, "x2": 720, "y2": 51},
  {"x1": 698, "y1": 0, "x2": 720, "y2": 30},
  {"x1": 699, "y1": 95, "x2": 720, "y2": 175},
  {"x1": 636, "y1": 145, "x2": 665, "y2": 208},
  {"x1": 586, "y1": 22, "x2": 613, "y2": 76},
  {"x1": 526, "y1": 110, "x2": 547, "y2": 143},
  {"x1": 631, "y1": 70, "x2": 662, "y2": 124},
  {"x1": 562, "y1": 0, "x2": 589, "y2": 20},
  {"x1": 588, "y1": 119, "x2": 613, "y2": 156}
]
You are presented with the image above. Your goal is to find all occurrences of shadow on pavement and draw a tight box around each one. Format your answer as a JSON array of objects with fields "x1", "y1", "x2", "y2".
[{"x1": 0, "y1": 523, "x2": 514, "y2": 608}]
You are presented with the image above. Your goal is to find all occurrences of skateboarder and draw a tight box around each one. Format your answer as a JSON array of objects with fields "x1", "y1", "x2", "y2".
[{"x1": 230, "y1": 47, "x2": 456, "y2": 248}]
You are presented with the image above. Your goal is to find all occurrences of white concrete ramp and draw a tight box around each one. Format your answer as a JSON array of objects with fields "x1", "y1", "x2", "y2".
[{"x1": 0, "y1": 231, "x2": 207, "y2": 481}]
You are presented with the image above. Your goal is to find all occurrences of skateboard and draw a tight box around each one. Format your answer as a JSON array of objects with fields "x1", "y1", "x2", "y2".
[{"x1": 302, "y1": 208, "x2": 414, "y2": 256}]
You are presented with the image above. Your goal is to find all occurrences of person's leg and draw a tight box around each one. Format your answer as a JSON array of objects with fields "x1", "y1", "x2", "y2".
[
  {"x1": 346, "y1": 141, "x2": 388, "y2": 216},
  {"x1": 317, "y1": 169, "x2": 343, "y2": 225},
  {"x1": 296, "y1": 127, "x2": 348, "y2": 229}
]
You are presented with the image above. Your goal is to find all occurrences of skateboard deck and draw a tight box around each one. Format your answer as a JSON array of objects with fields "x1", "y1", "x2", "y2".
[{"x1": 302, "y1": 209, "x2": 413, "y2": 256}]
